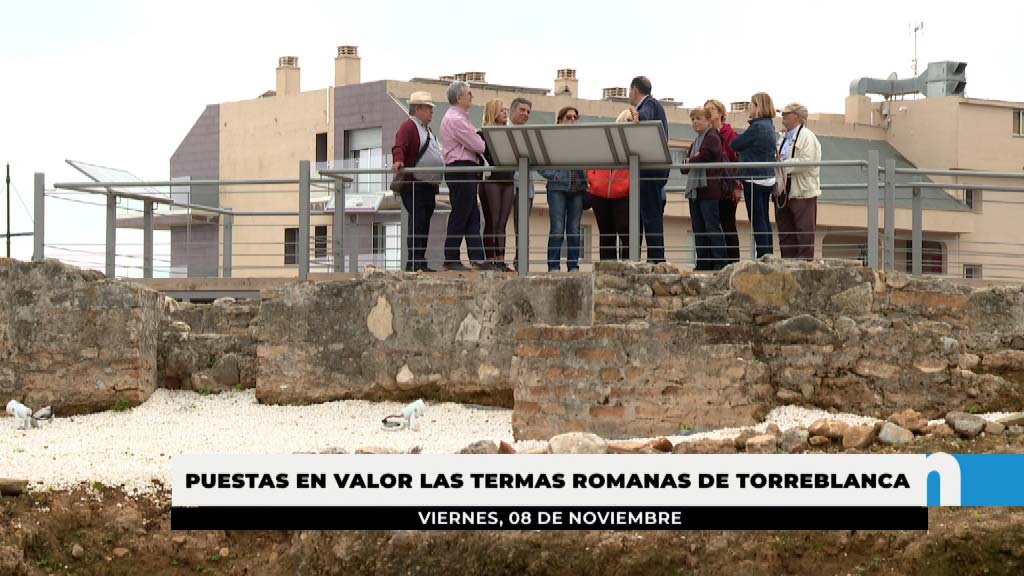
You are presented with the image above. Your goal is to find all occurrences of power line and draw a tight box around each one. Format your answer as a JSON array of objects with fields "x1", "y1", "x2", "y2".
[{"x1": 9, "y1": 181, "x2": 34, "y2": 223}]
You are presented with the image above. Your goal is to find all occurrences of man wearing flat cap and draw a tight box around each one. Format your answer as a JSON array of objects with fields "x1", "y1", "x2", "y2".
[
  {"x1": 392, "y1": 91, "x2": 444, "y2": 271},
  {"x1": 776, "y1": 102, "x2": 822, "y2": 260}
]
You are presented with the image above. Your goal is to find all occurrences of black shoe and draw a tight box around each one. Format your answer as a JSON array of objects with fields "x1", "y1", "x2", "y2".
[
  {"x1": 413, "y1": 263, "x2": 436, "y2": 273},
  {"x1": 493, "y1": 262, "x2": 512, "y2": 273},
  {"x1": 443, "y1": 262, "x2": 471, "y2": 272}
]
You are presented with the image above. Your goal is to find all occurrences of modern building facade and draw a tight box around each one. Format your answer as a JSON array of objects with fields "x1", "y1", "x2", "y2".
[{"x1": 157, "y1": 47, "x2": 1024, "y2": 279}]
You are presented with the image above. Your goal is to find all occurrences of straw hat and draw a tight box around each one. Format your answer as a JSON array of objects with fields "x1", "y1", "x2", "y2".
[{"x1": 409, "y1": 91, "x2": 435, "y2": 107}]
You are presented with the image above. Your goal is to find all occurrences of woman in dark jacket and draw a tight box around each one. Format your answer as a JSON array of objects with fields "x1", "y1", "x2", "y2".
[
  {"x1": 729, "y1": 92, "x2": 777, "y2": 258},
  {"x1": 682, "y1": 107, "x2": 727, "y2": 271}
]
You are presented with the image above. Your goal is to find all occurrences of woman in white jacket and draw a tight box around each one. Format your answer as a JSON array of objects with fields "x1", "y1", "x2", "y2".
[{"x1": 777, "y1": 102, "x2": 822, "y2": 260}]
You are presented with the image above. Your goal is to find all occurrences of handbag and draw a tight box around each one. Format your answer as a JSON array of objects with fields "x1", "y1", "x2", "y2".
[
  {"x1": 773, "y1": 124, "x2": 802, "y2": 209},
  {"x1": 389, "y1": 129, "x2": 432, "y2": 195}
]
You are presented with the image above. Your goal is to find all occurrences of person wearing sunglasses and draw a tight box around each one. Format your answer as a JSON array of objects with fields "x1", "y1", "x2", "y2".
[{"x1": 539, "y1": 107, "x2": 588, "y2": 271}]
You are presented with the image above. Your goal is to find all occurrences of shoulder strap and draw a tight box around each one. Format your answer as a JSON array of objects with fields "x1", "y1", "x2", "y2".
[{"x1": 410, "y1": 128, "x2": 431, "y2": 167}]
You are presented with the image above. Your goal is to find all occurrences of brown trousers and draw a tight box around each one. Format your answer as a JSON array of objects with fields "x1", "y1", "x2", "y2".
[{"x1": 776, "y1": 196, "x2": 817, "y2": 260}]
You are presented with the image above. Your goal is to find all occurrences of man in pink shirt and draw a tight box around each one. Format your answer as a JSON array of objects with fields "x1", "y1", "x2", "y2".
[{"x1": 439, "y1": 80, "x2": 487, "y2": 271}]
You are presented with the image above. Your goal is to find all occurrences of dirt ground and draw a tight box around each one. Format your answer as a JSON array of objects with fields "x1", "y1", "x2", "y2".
[{"x1": 2, "y1": 435, "x2": 1022, "y2": 576}]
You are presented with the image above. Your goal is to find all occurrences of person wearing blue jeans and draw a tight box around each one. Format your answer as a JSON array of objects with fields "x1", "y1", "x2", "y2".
[
  {"x1": 540, "y1": 106, "x2": 587, "y2": 271},
  {"x1": 629, "y1": 76, "x2": 669, "y2": 263},
  {"x1": 729, "y1": 92, "x2": 779, "y2": 258}
]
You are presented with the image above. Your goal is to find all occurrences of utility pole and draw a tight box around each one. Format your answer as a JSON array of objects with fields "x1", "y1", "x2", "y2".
[
  {"x1": 5, "y1": 163, "x2": 10, "y2": 258},
  {"x1": 911, "y1": 21, "x2": 924, "y2": 76}
]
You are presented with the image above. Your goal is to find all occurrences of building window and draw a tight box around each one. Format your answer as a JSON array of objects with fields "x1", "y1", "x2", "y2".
[
  {"x1": 964, "y1": 189, "x2": 982, "y2": 211},
  {"x1": 316, "y1": 133, "x2": 328, "y2": 164},
  {"x1": 284, "y1": 227, "x2": 298, "y2": 265},
  {"x1": 372, "y1": 222, "x2": 401, "y2": 270},
  {"x1": 345, "y1": 128, "x2": 384, "y2": 194},
  {"x1": 921, "y1": 240, "x2": 944, "y2": 275},
  {"x1": 1014, "y1": 109, "x2": 1024, "y2": 136},
  {"x1": 964, "y1": 264, "x2": 982, "y2": 280},
  {"x1": 314, "y1": 225, "x2": 327, "y2": 259}
]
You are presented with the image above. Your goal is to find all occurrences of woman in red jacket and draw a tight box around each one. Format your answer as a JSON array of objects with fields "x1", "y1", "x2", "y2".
[
  {"x1": 705, "y1": 99, "x2": 741, "y2": 265},
  {"x1": 586, "y1": 110, "x2": 633, "y2": 261}
]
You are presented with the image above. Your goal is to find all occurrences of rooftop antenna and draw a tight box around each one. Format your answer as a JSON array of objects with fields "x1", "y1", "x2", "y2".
[{"x1": 911, "y1": 21, "x2": 924, "y2": 76}]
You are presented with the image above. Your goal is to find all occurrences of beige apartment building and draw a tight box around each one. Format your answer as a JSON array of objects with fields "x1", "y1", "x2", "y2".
[{"x1": 158, "y1": 47, "x2": 1024, "y2": 280}]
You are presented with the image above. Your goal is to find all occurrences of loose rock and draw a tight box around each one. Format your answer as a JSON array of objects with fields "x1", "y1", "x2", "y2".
[
  {"x1": 945, "y1": 412, "x2": 987, "y2": 439},
  {"x1": 808, "y1": 435, "x2": 830, "y2": 447},
  {"x1": 745, "y1": 434, "x2": 778, "y2": 454},
  {"x1": 998, "y1": 413, "x2": 1024, "y2": 427},
  {"x1": 808, "y1": 418, "x2": 848, "y2": 440},
  {"x1": 780, "y1": 428, "x2": 809, "y2": 453},
  {"x1": 498, "y1": 441, "x2": 516, "y2": 454},
  {"x1": 458, "y1": 440, "x2": 499, "y2": 454},
  {"x1": 842, "y1": 425, "x2": 878, "y2": 449},
  {"x1": 112, "y1": 547, "x2": 130, "y2": 558},
  {"x1": 549, "y1": 433, "x2": 608, "y2": 454},
  {"x1": 71, "y1": 543, "x2": 85, "y2": 559},
  {"x1": 925, "y1": 423, "x2": 955, "y2": 437},
  {"x1": 887, "y1": 409, "x2": 929, "y2": 434},
  {"x1": 878, "y1": 422, "x2": 914, "y2": 446},
  {"x1": 985, "y1": 421, "x2": 1006, "y2": 436},
  {"x1": 673, "y1": 438, "x2": 736, "y2": 454},
  {"x1": 649, "y1": 437, "x2": 674, "y2": 453}
]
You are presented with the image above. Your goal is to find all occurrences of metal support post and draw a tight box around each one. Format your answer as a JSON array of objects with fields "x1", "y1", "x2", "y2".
[
  {"x1": 32, "y1": 173, "x2": 44, "y2": 261},
  {"x1": 884, "y1": 158, "x2": 896, "y2": 272},
  {"x1": 516, "y1": 157, "x2": 530, "y2": 276},
  {"x1": 333, "y1": 179, "x2": 345, "y2": 273},
  {"x1": 628, "y1": 155, "x2": 640, "y2": 261},
  {"x1": 105, "y1": 194, "x2": 116, "y2": 277},
  {"x1": 298, "y1": 160, "x2": 310, "y2": 280},
  {"x1": 143, "y1": 200, "x2": 153, "y2": 279},
  {"x1": 222, "y1": 212, "x2": 233, "y2": 278},
  {"x1": 911, "y1": 185, "x2": 922, "y2": 276},
  {"x1": 866, "y1": 150, "x2": 879, "y2": 270},
  {"x1": 400, "y1": 191, "x2": 409, "y2": 271}
]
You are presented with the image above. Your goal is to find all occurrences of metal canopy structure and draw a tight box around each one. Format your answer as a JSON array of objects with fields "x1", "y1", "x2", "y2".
[
  {"x1": 481, "y1": 121, "x2": 671, "y2": 271},
  {"x1": 480, "y1": 121, "x2": 670, "y2": 167}
]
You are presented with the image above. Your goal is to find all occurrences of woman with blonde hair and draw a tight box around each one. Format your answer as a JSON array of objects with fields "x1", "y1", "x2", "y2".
[
  {"x1": 478, "y1": 99, "x2": 514, "y2": 271},
  {"x1": 704, "y1": 98, "x2": 741, "y2": 265},
  {"x1": 729, "y1": 92, "x2": 778, "y2": 258}
]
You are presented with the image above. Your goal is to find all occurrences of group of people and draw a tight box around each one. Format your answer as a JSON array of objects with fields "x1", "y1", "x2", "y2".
[{"x1": 391, "y1": 76, "x2": 821, "y2": 273}]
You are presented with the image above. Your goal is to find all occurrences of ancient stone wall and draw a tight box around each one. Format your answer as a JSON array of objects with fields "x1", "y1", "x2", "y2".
[
  {"x1": 158, "y1": 298, "x2": 259, "y2": 392},
  {"x1": 254, "y1": 271, "x2": 592, "y2": 407},
  {"x1": 512, "y1": 259, "x2": 1024, "y2": 440},
  {"x1": 0, "y1": 259, "x2": 162, "y2": 414}
]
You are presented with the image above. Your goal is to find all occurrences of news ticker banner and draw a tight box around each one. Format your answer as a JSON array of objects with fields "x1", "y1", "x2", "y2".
[{"x1": 171, "y1": 453, "x2": 1024, "y2": 530}]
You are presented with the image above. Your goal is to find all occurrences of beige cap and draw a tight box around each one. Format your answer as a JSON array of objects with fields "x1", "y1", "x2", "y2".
[
  {"x1": 779, "y1": 102, "x2": 808, "y2": 120},
  {"x1": 409, "y1": 91, "x2": 435, "y2": 107}
]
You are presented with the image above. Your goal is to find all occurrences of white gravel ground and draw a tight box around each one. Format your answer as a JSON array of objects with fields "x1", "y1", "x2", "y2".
[{"x1": 1, "y1": 389, "x2": 1018, "y2": 494}]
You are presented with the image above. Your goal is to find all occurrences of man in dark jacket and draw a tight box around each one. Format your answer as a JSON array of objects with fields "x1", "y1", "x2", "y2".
[
  {"x1": 391, "y1": 91, "x2": 439, "y2": 271},
  {"x1": 629, "y1": 76, "x2": 669, "y2": 263}
]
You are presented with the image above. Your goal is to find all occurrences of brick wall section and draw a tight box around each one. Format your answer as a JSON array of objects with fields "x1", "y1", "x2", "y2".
[
  {"x1": 514, "y1": 258, "x2": 1024, "y2": 440},
  {"x1": 592, "y1": 261, "x2": 704, "y2": 323},
  {"x1": 0, "y1": 259, "x2": 162, "y2": 414},
  {"x1": 157, "y1": 298, "x2": 259, "y2": 391},
  {"x1": 512, "y1": 323, "x2": 771, "y2": 440}
]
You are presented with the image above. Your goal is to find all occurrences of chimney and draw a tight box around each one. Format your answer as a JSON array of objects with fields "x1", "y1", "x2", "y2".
[
  {"x1": 335, "y1": 45, "x2": 361, "y2": 86},
  {"x1": 554, "y1": 69, "x2": 577, "y2": 97},
  {"x1": 276, "y1": 56, "x2": 300, "y2": 96},
  {"x1": 603, "y1": 87, "x2": 627, "y2": 100}
]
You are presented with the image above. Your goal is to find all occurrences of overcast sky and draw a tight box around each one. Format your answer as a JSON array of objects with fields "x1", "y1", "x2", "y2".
[{"x1": 1, "y1": 0, "x2": 1021, "y2": 268}]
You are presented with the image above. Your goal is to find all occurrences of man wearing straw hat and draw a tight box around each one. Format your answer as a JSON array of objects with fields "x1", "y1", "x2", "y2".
[{"x1": 392, "y1": 91, "x2": 443, "y2": 271}]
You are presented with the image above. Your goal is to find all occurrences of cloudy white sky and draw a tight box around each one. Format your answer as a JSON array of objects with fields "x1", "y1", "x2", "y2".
[{"x1": 1, "y1": 0, "x2": 1021, "y2": 269}]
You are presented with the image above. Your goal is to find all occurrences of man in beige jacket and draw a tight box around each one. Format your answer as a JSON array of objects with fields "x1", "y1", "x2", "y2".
[{"x1": 777, "y1": 102, "x2": 822, "y2": 260}]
